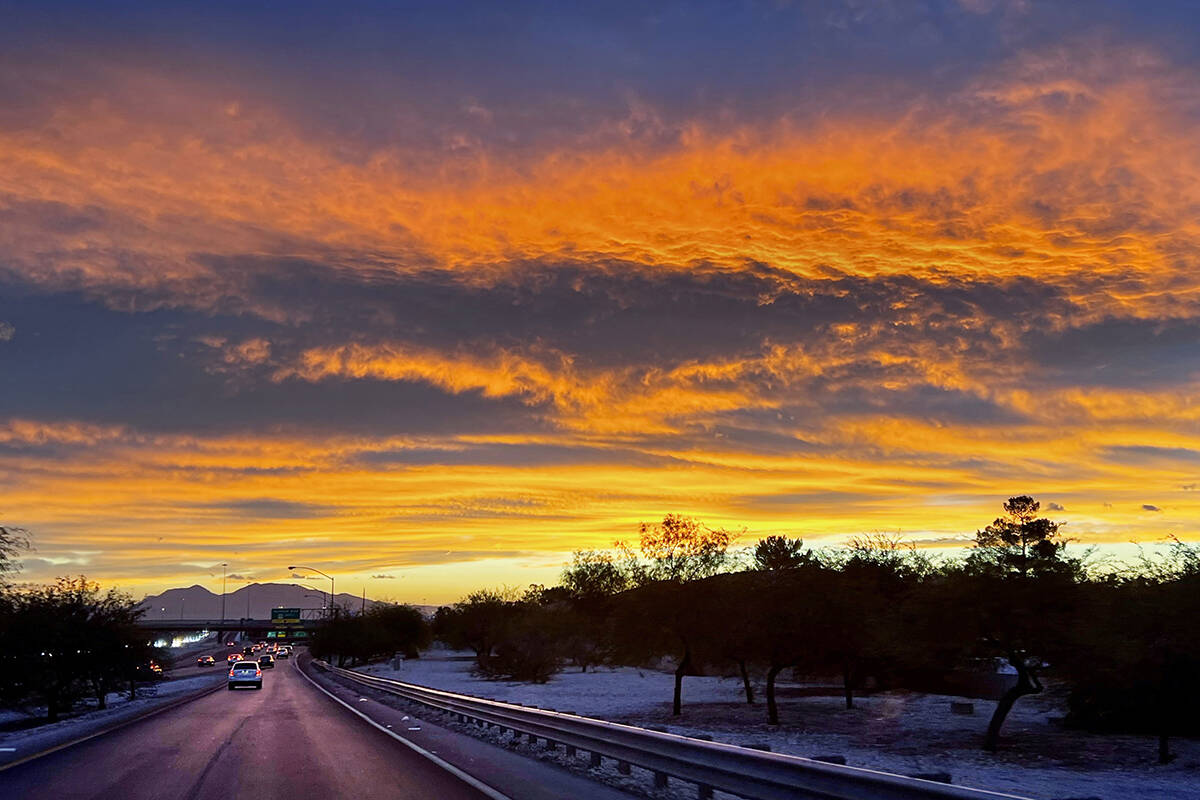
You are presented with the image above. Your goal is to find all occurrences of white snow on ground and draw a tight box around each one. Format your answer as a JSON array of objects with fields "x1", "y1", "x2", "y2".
[
  {"x1": 357, "y1": 653, "x2": 1200, "y2": 800},
  {"x1": 0, "y1": 672, "x2": 225, "y2": 762}
]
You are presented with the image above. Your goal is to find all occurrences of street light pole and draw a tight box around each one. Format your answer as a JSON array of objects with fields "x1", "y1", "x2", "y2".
[
  {"x1": 288, "y1": 565, "x2": 334, "y2": 619},
  {"x1": 220, "y1": 563, "x2": 228, "y2": 624}
]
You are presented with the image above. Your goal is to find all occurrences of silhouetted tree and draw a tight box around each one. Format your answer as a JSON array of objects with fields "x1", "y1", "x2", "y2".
[
  {"x1": 488, "y1": 601, "x2": 567, "y2": 683},
  {"x1": 560, "y1": 552, "x2": 628, "y2": 672},
  {"x1": 312, "y1": 603, "x2": 431, "y2": 666},
  {"x1": 0, "y1": 524, "x2": 30, "y2": 587},
  {"x1": 962, "y1": 496, "x2": 1080, "y2": 751},
  {"x1": 0, "y1": 577, "x2": 152, "y2": 720},
  {"x1": 626, "y1": 514, "x2": 738, "y2": 586},
  {"x1": 755, "y1": 565, "x2": 825, "y2": 724},
  {"x1": 434, "y1": 588, "x2": 518, "y2": 672},
  {"x1": 561, "y1": 550, "x2": 629, "y2": 598},
  {"x1": 1064, "y1": 540, "x2": 1200, "y2": 763},
  {"x1": 968, "y1": 496, "x2": 1072, "y2": 579},
  {"x1": 615, "y1": 515, "x2": 737, "y2": 715},
  {"x1": 821, "y1": 535, "x2": 924, "y2": 709},
  {"x1": 752, "y1": 535, "x2": 812, "y2": 571}
]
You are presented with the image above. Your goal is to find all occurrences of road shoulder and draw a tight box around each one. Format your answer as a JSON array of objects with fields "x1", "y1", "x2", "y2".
[{"x1": 297, "y1": 654, "x2": 637, "y2": 800}]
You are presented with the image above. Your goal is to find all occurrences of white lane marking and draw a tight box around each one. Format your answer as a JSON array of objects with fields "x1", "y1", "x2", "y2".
[
  {"x1": 0, "y1": 748, "x2": 16, "y2": 752},
  {"x1": 293, "y1": 659, "x2": 513, "y2": 800}
]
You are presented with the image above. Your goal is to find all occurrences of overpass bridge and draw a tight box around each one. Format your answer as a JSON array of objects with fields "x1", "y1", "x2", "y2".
[
  {"x1": 134, "y1": 618, "x2": 323, "y2": 632},
  {"x1": 136, "y1": 607, "x2": 327, "y2": 641}
]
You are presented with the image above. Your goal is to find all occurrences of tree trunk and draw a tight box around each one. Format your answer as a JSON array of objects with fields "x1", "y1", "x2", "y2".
[
  {"x1": 766, "y1": 664, "x2": 784, "y2": 724},
  {"x1": 983, "y1": 656, "x2": 1042, "y2": 751},
  {"x1": 843, "y1": 662, "x2": 854, "y2": 710},
  {"x1": 738, "y1": 659, "x2": 755, "y2": 705},
  {"x1": 673, "y1": 644, "x2": 692, "y2": 716},
  {"x1": 1159, "y1": 731, "x2": 1172, "y2": 765}
]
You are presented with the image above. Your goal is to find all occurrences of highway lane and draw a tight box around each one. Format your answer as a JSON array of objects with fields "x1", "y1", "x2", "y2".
[{"x1": 0, "y1": 653, "x2": 494, "y2": 800}]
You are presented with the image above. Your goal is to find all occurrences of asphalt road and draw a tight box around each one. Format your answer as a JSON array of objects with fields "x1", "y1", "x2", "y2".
[{"x1": 0, "y1": 654, "x2": 493, "y2": 800}]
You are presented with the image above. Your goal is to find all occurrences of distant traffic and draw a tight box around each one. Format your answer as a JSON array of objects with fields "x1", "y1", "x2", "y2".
[{"x1": 222, "y1": 642, "x2": 291, "y2": 689}]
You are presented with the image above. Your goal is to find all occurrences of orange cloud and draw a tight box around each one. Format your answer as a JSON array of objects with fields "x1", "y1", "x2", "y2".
[
  {"x1": 0, "y1": 41, "x2": 1198, "y2": 321},
  {"x1": 3, "y1": 39, "x2": 1200, "y2": 599}
]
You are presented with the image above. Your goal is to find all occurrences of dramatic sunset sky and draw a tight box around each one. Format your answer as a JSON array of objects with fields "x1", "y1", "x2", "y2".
[{"x1": 1, "y1": 1, "x2": 1198, "y2": 603}]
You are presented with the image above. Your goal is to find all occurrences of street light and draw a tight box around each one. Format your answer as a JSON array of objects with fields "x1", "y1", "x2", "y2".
[
  {"x1": 220, "y1": 563, "x2": 228, "y2": 624},
  {"x1": 288, "y1": 565, "x2": 334, "y2": 618}
]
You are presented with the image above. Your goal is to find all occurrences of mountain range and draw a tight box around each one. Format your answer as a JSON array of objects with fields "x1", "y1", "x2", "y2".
[{"x1": 137, "y1": 582, "x2": 436, "y2": 620}]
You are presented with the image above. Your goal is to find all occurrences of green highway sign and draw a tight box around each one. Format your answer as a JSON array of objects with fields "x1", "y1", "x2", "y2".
[{"x1": 271, "y1": 607, "x2": 301, "y2": 624}]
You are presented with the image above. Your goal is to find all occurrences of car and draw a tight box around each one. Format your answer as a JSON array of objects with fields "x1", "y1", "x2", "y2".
[
  {"x1": 226, "y1": 653, "x2": 241, "y2": 664},
  {"x1": 275, "y1": 647, "x2": 290, "y2": 659},
  {"x1": 226, "y1": 640, "x2": 238, "y2": 647},
  {"x1": 135, "y1": 660, "x2": 164, "y2": 680},
  {"x1": 196, "y1": 655, "x2": 216, "y2": 667},
  {"x1": 258, "y1": 654, "x2": 274, "y2": 669},
  {"x1": 228, "y1": 660, "x2": 262, "y2": 690}
]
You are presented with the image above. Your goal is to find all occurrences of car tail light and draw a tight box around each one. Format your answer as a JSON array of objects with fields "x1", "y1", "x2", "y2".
[
  {"x1": 229, "y1": 670, "x2": 235, "y2": 677},
  {"x1": 256, "y1": 669, "x2": 262, "y2": 676}
]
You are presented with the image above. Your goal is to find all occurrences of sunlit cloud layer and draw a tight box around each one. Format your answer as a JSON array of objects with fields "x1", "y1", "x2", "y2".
[{"x1": 1, "y1": 1, "x2": 1198, "y2": 601}]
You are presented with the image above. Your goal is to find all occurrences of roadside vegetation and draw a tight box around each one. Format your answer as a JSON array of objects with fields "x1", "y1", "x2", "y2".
[
  {"x1": 310, "y1": 602, "x2": 430, "y2": 667},
  {"x1": 0, "y1": 525, "x2": 163, "y2": 721},
  {"x1": 425, "y1": 499, "x2": 1200, "y2": 762}
]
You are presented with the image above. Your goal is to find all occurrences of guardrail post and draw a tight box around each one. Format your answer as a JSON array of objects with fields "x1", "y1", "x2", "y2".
[
  {"x1": 527, "y1": 732, "x2": 538, "y2": 744},
  {"x1": 617, "y1": 760, "x2": 631, "y2": 775},
  {"x1": 696, "y1": 785, "x2": 713, "y2": 800},
  {"x1": 565, "y1": 744, "x2": 576, "y2": 757},
  {"x1": 543, "y1": 739, "x2": 556, "y2": 751},
  {"x1": 654, "y1": 771, "x2": 669, "y2": 789},
  {"x1": 589, "y1": 752, "x2": 602, "y2": 768}
]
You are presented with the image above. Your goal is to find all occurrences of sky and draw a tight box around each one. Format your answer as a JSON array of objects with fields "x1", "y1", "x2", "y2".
[{"x1": 1, "y1": 0, "x2": 1198, "y2": 604}]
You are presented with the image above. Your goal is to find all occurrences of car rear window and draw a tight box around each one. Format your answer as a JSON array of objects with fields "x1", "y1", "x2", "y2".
[{"x1": 233, "y1": 662, "x2": 257, "y2": 669}]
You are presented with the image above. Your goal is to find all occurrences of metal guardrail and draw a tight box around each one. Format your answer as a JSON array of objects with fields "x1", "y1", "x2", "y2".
[{"x1": 320, "y1": 663, "x2": 1035, "y2": 800}]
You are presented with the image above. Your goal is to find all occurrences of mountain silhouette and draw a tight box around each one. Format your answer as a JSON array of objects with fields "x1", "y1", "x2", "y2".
[{"x1": 137, "y1": 582, "x2": 433, "y2": 620}]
